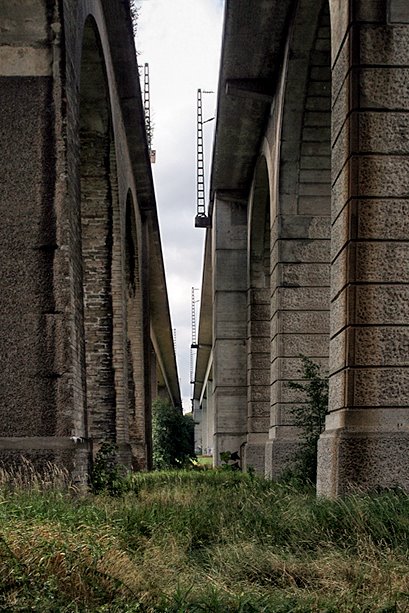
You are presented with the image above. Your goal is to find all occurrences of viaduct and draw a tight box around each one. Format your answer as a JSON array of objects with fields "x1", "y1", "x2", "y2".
[
  {"x1": 0, "y1": 0, "x2": 181, "y2": 481},
  {"x1": 2, "y1": 0, "x2": 409, "y2": 497},
  {"x1": 193, "y1": 0, "x2": 409, "y2": 496}
]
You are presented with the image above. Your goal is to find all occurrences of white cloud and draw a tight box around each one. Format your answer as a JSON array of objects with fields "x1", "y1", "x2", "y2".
[{"x1": 136, "y1": 0, "x2": 224, "y2": 409}]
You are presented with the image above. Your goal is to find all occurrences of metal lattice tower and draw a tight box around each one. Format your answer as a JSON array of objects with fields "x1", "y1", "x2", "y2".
[
  {"x1": 196, "y1": 90, "x2": 205, "y2": 216},
  {"x1": 190, "y1": 287, "x2": 199, "y2": 385},
  {"x1": 195, "y1": 90, "x2": 212, "y2": 228},
  {"x1": 143, "y1": 64, "x2": 151, "y2": 150},
  {"x1": 143, "y1": 63, "x2": 156, "y2": 162}
]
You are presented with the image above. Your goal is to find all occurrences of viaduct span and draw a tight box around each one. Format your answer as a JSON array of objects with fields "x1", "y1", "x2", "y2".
[
  {"x1": 0, "y1": 0, "x2": 181, "y2": 480},
  {"x1": 194, "y1": 0, "x2": 409, "y2": 495}
]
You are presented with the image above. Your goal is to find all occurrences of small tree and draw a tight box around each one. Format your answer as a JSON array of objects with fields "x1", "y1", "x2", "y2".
[
  {"x1": 152, "y1": 399, "x2": 195, "y2": 470},
  {"x1": 287, "y1": 356, "x2": 328, "y2": 483},
  {"x1": 91, "y1": 442, "x2": 127, "y2": 496}
]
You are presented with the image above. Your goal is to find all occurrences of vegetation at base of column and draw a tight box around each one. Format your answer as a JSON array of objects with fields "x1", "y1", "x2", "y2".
[
  {"x1": 220, "y1": 450, "x2": 241, "y2": 471},
  {"x1": 90, "y1": 441, "x2": 127, "y2": 497},
  {"x1": 287, "y1": 355, "x2": 329, "y2": 483},
  {"x1": 152, "y1": 399, "x2": 195, "y2": 469}
]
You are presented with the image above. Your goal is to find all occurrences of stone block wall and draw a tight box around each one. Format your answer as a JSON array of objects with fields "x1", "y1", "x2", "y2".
[
  {"x1": 0, "y1": 0, "x2": 86, "y2": 473},
  {"x1": 0, "y1": 0, "x2": 179, "y2": 479},
  {"x1": 244, "y1": 159, "x2": 271, "y2": 474},
  {"x1": 212, "y1": 197, "x2": 248, "y2": 464},
  {"x1": 317, "y1": 0, "x2": 409, "y2": 495},
  {"x1": 198, "y1": 0, "x2": 409, "y2": 493},
  {"x1": 265, "y1": 0, "x2": 331, "y2": 478}
]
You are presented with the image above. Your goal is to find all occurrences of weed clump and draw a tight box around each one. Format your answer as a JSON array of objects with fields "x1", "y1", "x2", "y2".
[
  {"x1": 287, "y1": 356, "x2": 329, "y2": 483},
  {"x1": 91, "y1": 441, "x2": 128, "y2": 497}
]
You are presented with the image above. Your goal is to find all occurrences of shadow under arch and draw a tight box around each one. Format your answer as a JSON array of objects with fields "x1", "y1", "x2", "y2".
[
  {"x1": 265, "y1": 0, "x2": 332, "y2": 479},
  {"x1": 243, "y1": 155, "x2": 271, "y2": 474},
  {"x1": 79, "y1": 15, "x2": 121, "y2": 453},
  {"x1": 124, "y1": 189, "x2": 150, "y2": 469}
]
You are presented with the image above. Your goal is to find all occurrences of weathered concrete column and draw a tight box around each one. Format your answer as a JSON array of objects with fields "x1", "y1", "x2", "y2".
[
  {"x1": 200, "y1": 398, "x2": 208, "y2": 453},
  {"x1": 193, "y1": 380, "x2": 213, "y2": 455},
  {"x1": 318, "y1": 0, "x2": 409, "y2": 495},
  {"x1": 265, "y1": 1, "x2": 331, "y2": 479},
  {"x1": 206, "y1": 379, "x2": 215, "y2": 455},
  {"x1": 0, "y1": 6, "x2": 56, "y2": 430},
  {"x1": 193, "y1": 399, "x2": 203, "y2": 453},
  {"x1": 212, "y1": 195, "x2": 247, "y2": 465},
  {"x1": 125, "y1": 197, "x2": 147, "y2": 470},
  {"x1": 150, "y1": 344, "x2": 158, "y2": 403},
  {"x1": 244, "y1": 160, "x2": 271, "y2": 474},
  {"x1": 0, "y1": 1, "x2": 90, "y2": 481}
]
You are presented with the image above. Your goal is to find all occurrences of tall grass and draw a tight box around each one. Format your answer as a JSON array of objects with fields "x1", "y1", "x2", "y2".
[{"x1": 0, "y1": 468, "x2": 409, "y2": 611}]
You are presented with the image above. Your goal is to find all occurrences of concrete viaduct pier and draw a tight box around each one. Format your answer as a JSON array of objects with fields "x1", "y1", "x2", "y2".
[
  {"x1": 0, "y1": 0, "x2": 180, "y2": 481},
  {"x1": 193, "y1": 0, "x2": 409, "y2": 495}
]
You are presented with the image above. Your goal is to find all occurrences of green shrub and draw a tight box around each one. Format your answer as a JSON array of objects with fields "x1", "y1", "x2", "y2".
[
  {"x1": 287, "y1": 356, "x2": 328, "y2": 483},
  {"x1": 91, "y1": 441, "x2": 127, "y2": 496},
  {"x1": 220, "y1": 450, "x2": 241, "y2": 471},
  {"x1": 152, "y1": 399, "x2": 195, "y2": 469}
]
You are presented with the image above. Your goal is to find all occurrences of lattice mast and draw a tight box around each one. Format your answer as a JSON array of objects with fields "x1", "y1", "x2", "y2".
[
  {"x1": 195, "y1": 89, "x2": 211, "y2": 227},
  {"x1": 196, "y1": 90, "x2": 205, "y2": 217},
  {"x1": 190, "y1": 287, "x2": 199, "y2": 386},
  {"x1": 143, "y1": 63, "x2": 156, "y2": 163}
]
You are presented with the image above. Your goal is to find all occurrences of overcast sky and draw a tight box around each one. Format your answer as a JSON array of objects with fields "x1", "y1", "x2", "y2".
[{"x1": 135, "y1": 0, "x2": 224, "y2": 410}]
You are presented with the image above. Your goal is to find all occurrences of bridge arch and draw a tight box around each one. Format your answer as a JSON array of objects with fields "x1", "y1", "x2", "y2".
[
  {"x1": 79, "y1": 15, "x2": 122, "y2": 455},
  {"x1": 265, "y1": 0, "x2": 332, "y2": 477},
  {"x1": 124, "y1": 190, "x2": 149, "y2": 469},
  {"x1": 244, "y1": 156, "x2": 271, "y2": 473}
]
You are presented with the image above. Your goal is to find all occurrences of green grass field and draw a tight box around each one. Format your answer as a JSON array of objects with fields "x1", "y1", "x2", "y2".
[
  {"x1": 1, "y1": 468, "x2": 409, "y2": 611},
  {"x1": 195, "y1": 455, "x2": 213, "y2": 467}
]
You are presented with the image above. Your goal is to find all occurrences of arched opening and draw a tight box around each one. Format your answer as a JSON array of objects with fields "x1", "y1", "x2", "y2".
[
  {"x1": 266, "y1": 0, "x2": 331, "y2": 478},
  {"x1": 244, "y1": 157, "x2": 271, "y2": 474},
  {"x1": 79, "y1": 17, "x2": 118, "y2": 449},
  {"x1": 124, "y1": 191, "x2": 147, "y2": 469}
]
